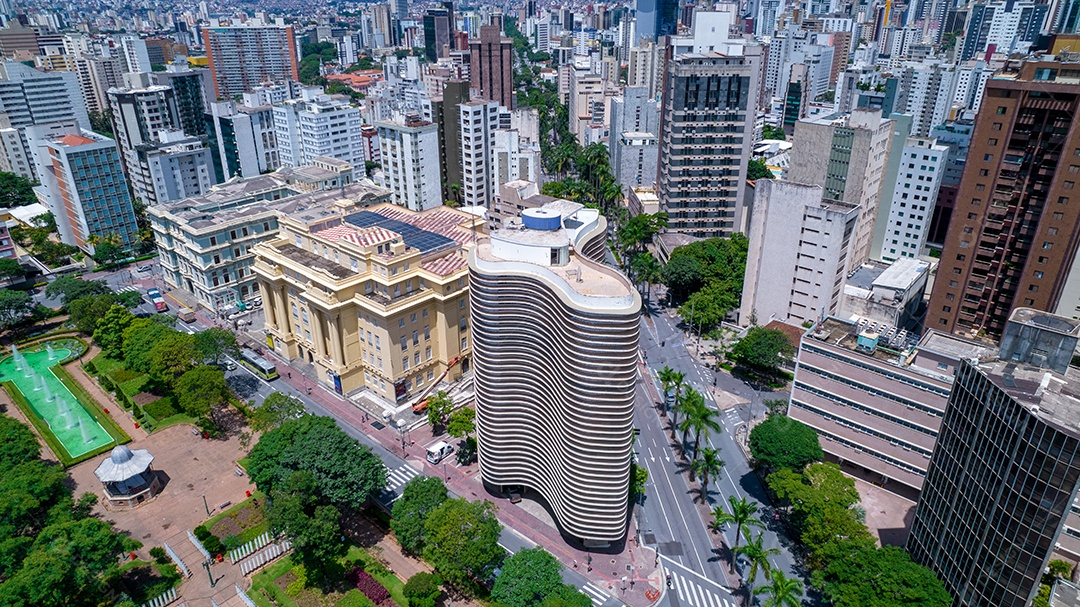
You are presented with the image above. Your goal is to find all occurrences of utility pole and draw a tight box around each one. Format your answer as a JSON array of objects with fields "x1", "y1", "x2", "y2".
[{"x1": 202, "y1": 559, "x2": 215, "y2": 587}]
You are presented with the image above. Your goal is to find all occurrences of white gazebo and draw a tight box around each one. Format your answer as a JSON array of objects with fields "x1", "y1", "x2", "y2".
[{"x1": 94, "y1": 445, "x2": 162, "y2": 509}]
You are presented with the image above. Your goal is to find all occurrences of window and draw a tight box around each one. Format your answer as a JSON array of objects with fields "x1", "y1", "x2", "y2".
[
  {"x1": 983, "y1": 154, "x2": 993, "y2": 161},
  {"x1": 403, "y1": 357, "x2": 410, "y2": 370},
  {"x1": 375, "y1": 336, "x2": 381, "y2": 350},
  {"x1": 424, "y1": 326, "x2": 430, "y2": 340},
  {"x1": 1039, "y1": 256, "x2": 1048, "y2": 264},
  {"x1": 461, "y1": 337, "x2": 468, "y2": 350},
  {"x1": 1049, "y1": 227, "x2": 1059, "y2": 235},
  {"x1": 422, "y1": 308, "x2": 429, "y2": 318},
  {"x1": 459, "y1": 318, "x2": 467, "y2": 331},
  {"x1": 1035, "y1": 271, "x2": 1044, "y2": 278},
  {"x1": 459, "y1": 300, "x2": 465, "y2": 309},
  {"x1": 367, "y1": 330, "x2": 372, "y2": 345},
  {"x1": 410, "y1": 313, "x2": 417, "y2": 323},
  {"x1": 1044, "y1": 242, "x2": 1054, "y2": 249},
  {"x1": 1066, "y1": 182, "x2": 1076, "y2": 190},
  {"x1": 400, "y1": 336, "x2": 408, "y2": 350},
  {"x1": 988, "y1": 138, "x2": 998, "y2": 146},
  {"x1": 414, "y1": 353, "x2": 420, "y2": 365},
  {"x1": 412, "y1": 330, "x2": 418, "y2": 345},
  {"x1": 305, "y1": 330, "x2": 312, "y2": 342},
  {"x1": 979, "y1": 169, "x2": 989, "y2": 176},
  {"x1": 992, "y1": 123, "x2": 1002, "y2": 131},
  {"x1": 1029, "y1": 285, "x2": 1039, "y2": 292},
  {"x1": 291, "y1": 303, "x2": 298, "y2": 317},
  {"x1": 1059, "y1": 197, "x2": 1070, "y2": 205},
  {"x1": 378, "y1": 357, "x2": 383, "y2": 369},
  {"x1": 302, "y1": 309, "x2": 309, "y2": 323},
  {"x1": 1054, "y1": 212, "x2": 1064, "y2": 220},
  {"x1": 997, "y1": 106, "x2": 1007, "y2": 114},
  {"x1": 425, "y1": 346, "x2": 431, "y2": 360},
  {"x1": 427, "y1": 369, "x2": 434, "y2": 381}
]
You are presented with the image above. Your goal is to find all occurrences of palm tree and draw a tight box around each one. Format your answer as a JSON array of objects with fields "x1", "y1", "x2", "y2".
[
  {"x1": 687, "y1": 404, "x2": 721, "y2": 461},
  {"x1": 657, "y1": 366, "x2": 678, "y2": 415},
  {"x1": 712, "y1": 496, "x2": 764, "y2": 553},
  {"x1": 689, "y1": 448, "x2": 724, "y2": 503},
  {"x1": 754, "y1": 570, "x2": 803, "y2": 607},
  {"x1": 665, "y1": 370, "x2": 685, "y2": 418},
  {"x1": 674, "y1": 389, "x2": 703, "y2": 446},
  {"x1": 734, "y1": 531, "x2": 780, "y2": 594}
]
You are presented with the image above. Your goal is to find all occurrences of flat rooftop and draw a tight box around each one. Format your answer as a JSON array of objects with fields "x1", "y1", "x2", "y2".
[
  {"x1": 874, "y1": 257, "x2": 930, "y2": 291},
  {"x1": 916, "y1": 330, "x2": 997, "y2": 362},
  {"x1": 979, "y1": 359, "x2": 1080, "y2": 435},
  {"x1": 808, "y1": 317, "x2": 914, "y2": 363},
  {"x1": 475, "y1": 237, "x2": 634, "y2": 300}
]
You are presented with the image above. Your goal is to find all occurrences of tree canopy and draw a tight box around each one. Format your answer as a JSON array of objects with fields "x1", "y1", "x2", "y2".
[
  {"x1": 391, "y1": 476, "x2": 449, "y2": 555},
  {"x1": 731, "y1": 327, "x2": 795, "y2": 379},
  {"x1": 45, "y1": 277, "x2": 112, "y2": 307},
  {"x1": 250, "y1": 393, "x2": 307, "y2": 433},
  {"x1": 665, "y1": 235, "x2": 749, "y2": 330},
  {"x1": 812, "y1": 543, "x2": 951, "y2": 607},
  {"x1": 68, "y1": 293, "x2": 118, "y2": 335},
  {"x1": 748, "y1": 159, "x2": 774, "y2": 180},
  {"x1": 267, "y1": 470, "x2": 346, "y2": 580},
  {"x1": 175, "y1": 365, "x2": 230, "y2": 419},
  {"x1": 422, "y1": 498, "x2": 503, "y2": 587},
  {"x1": 0, "y1": 290, "x2": 34, "y2": 331},
  {"x1": 749, "y1": 415, "x2": 823, "y2": 472},
  {"x1": 0, "y1": 172, "x2": 37, "y2": 207},
  {"x1": 248, "y1": 415, "x2": 387, "y2": 512},
  {"x1": 492, "y1": 548, "x2": 564, "y2": 607},
  {"x1": 92, "y1": 305, "x2": 135, "y2": 358},
  {"x1": 194, "y1": 327, "x2": 239, "y2": 367}
]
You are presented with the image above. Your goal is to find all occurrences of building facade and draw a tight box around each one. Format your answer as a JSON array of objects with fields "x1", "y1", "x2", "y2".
[
  {"x1": 657, "y1": 48, "x2": 761, "y2": 238},
  {"x1": 254, "y1": 203, "x2": 479, "y2": 401},
  {"x1": 459, "y1": 98, "x2": 500, "y2": 207},
  {"x1": 148, "y1": 159, "x2": 375, "y2": 312},
  {"x1": 928, "y1": 57, "x2": 1080, "y2": 335},
  {"x1": 470, "y1": 201, "x2": 639, "y2": 544},
  {"x1": 203, "y1": 21, "x2": 300, "y2": 100},
  {"x1": 876, "y1": 137, "x2": 947, "y2": 262},
  {"x1": 610, "y1": 86, "x2": 660, "y2": 189},
  {"x1": 38, "y1": 131, "x2": 139, "y2": 254},
  {"x1": 907, "y1": 309, "x2": 1080, "y2": 607},
  {"x1": 273, "y1": 90, "x2": 365, "y2": 168},
  {"x1": 740, "y1": 180, "x2": 859, "y2": 326},
  {"x1": 469, "y1": 25, "x2": 513, "y2": 109},
  {"x1": 376, "y1": 116, "x2": 442, "y2": 211}
]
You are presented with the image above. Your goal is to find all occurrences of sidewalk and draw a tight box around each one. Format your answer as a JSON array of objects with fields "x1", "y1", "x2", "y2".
[{"x1": 274, "y1": 368, "x2": 663, "y2": 607}]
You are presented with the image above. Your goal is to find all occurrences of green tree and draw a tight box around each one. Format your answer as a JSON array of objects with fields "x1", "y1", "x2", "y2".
[
  {"x1": 800, "y1": 503, "x2": 875, "y2": 569},
  {"x1": 250, "y1": 392, "x2": 306, "y2": 432},
  {"x1": 423, "y1": 498, "x2": 503, "y2": 587},
  {"x1": 194, "y1": 327, "x2": 239, "y2": 367},
  {"x1": 174, "y1": 365, "x2": 230, "y2": 419},
  {"x1": 731, "y1": 327, "x2": 795, "y2": 380},
  {"x1": 0, "y1": 289, "x2": 34, "y2": 330},
  {"x1": 767, "y1": 462, "x2": 861, "y2": 544},
  {"x1": 403, "y1": 571, "x2": 443, "y2": 607},
  {"x1": 0, "y1": 414, "x2": 41, "y2": 472},
  {"x1": 0, "y1": 172, "x2": 37, "y2": 207},
  {"x1": 267, "y1": 471, "x2": 346, "y2": 581},
  {"x1": 540, "y1": 585, "x2": 593, "y2": 607},
  {"x1": 673, "y1": 388, "x2": 703, "y2": 445},
  {"x1": 446, "y1": 407, "x2": 476, "y2": 441},
  {"x1": 761, "y1": 125, "x2": 786, "y2": 141},
  {"x1": 755, "y1": 570, "x2": 803, "y2": 607},
  {"x1": 662, "y1": 255, "x2": 703, "y2": 301},
  {"x1": 391, "y1": 476, "x2": 449, "y2": 555},
  {"x1": 0, "y1": 258, "x2": 26, "y2": 281},
  {"x1": 734, "y1": 531, "x2": 780, "y2": 591},
  {"x1": 146, "y1": 331, "x2": 198, "y2": 388},
  {"x1": 811, "y1": 543, "x2": 950, "y2": 607},
  {"x1": 657, "y1": 366, "x2": 683, "y2": 416},
  {"x1": 492, "y1": 547, "x2": 563, "y2": 607},
  {"x1": 45, "y1": 277, "x2": 112, "y2": 306},
  {"x1": 747, "y1": 159, "x2": 774, "y2": 180},
  {"x1": 749, "y1": 415, "x2": 823, "y2": 472},
  {"x1": 115, "y1": 291, "x2": 143, "y2": 308},
  {"x1": 248, "y1": 416, "x2": 388, "y2": 511},
  {"x1": 685, "y1": 398, "x2": 722, "y2": 461},
  {"x1": 631, "y1": 252, "x2": 663, "y2": 298},
  {"x1": 690, "y1": 448, "x2": 724, "y2": 503},
  {"x1": 678, "y1": 280, "x2": 740, "y2": 331},
  {"x1": 712, "y1": 495, "x2": 764, "y2": 555},
  {"x1": 90, "y1": 237, "x2": 126, "y2": 266},
  {"x1": 68, "y1": 293, "x2": 119, "y2": 335},
  {"x1": 121, "y1": 319, "x2": 171, "y2": 370},
  {"x1": 617, "y1": 212, "x2": 668, "y2": 255},
  {"x1": 426, "y1": 390, "x2": 454, "y2": 430}
]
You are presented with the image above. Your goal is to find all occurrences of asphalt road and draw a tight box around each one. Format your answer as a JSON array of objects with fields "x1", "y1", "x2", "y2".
[{"x1": 635, "y1": 292, "x2": 801, "y2": 606}]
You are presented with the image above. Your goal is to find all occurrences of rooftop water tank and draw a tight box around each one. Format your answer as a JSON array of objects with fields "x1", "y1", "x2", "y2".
[{"x1": 521, "y1": 208, "x2": 562, "y2": 231}]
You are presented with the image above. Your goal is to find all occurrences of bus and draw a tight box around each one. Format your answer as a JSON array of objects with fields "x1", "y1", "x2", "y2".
[
  {"x1": 239, "y1": 348, "x2": 279, "y2": 380},
  {"x1": 146, "y1": 288, "x2": 167, "y2": 311}
]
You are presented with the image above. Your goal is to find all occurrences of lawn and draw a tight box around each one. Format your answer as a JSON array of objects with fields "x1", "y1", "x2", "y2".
[
  {"x1": 247, "y1": 545, "x2": 406, "y2": 607},
  {"x1": 200, "y1": 492, "x2": 270, "y2": 551},
  {"x1": 89, "y1": 353, "x2": 184, "y2": 431}
]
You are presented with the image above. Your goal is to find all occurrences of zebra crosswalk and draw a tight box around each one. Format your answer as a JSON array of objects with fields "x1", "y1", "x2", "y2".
[
  {"x1": 115, "y1": 285, "x2": 139, "y2": 293},
  {"x1": 661, "y1": 556, "x2": 735, "y2": 607},
  {"x1": 580, "y1": 583, "x2": 610, "y2": 607},
  {"x1": 379, "y1": 464, "x2": 421, "y2": 502}
]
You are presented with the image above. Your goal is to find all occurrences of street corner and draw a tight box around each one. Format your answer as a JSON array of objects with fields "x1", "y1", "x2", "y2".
[{"x1": 710, "y1": 388, "x2": 748, "y2": 410}]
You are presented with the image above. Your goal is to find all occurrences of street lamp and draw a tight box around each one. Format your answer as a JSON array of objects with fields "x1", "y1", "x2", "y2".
[
  {"x1": 202, "y1": 559, "x2": 215, "y2": 588},
  {"x1": 202, "y1": 493, "x2": 210, "y2": 517}
]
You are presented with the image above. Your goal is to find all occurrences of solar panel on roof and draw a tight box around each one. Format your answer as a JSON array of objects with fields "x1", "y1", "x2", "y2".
[{"x1": 343, "y1": 210, "x2": 456, "y2": 254}]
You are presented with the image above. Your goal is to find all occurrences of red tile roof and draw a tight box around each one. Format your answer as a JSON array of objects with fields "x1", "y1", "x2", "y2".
[{"x1": 57, "y1": 134, "x2": 95, "y2": 146}]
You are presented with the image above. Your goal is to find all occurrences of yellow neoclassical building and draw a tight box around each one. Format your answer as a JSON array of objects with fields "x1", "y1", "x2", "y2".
[{"x1": 252, "y1": 203, "x2": 484, "y2": 402}]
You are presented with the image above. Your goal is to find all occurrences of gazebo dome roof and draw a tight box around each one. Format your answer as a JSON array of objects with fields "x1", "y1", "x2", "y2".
[{"x1": 94, "y1": 445, "x2": 155, "y2": 483}]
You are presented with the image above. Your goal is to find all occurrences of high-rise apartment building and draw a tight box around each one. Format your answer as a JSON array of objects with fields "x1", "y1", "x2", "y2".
[
  {"x1": 636, "y1": 0, "x2": 679, "y2": 41},
  {"x1": 210, "y1": 99, "x2": 280, "y2": 179},
  {"x1": 255, "y1": 202, "x2": 479, "y2": 401},
  {"x1": 150, "y1": 66, "x2": 212, "y2": 139},
  {"x1": 140, "y1": 130, "x2": 216, "y2": 204},
  {"x1": 0, "y1": 61, "x2": 88, "y2": 130},
  {"x1": 376, "y1": 116, "x2": 442, "y2": 211},
  {"x1": 740, "y1": 180, "x2": 859, "y2": 326},
  {"x1": 887, "y1": 60, "x2": 957, "y2": 137},
  {"x1": 273, "y1": 90, "x2": 365, "y2": 168},
  {"x1": 788, "y1": 110, "x2": 894, "y2": 266},
  {"x1": 491, "y1": 129, "x2": 541, "y2": 189},
  {"x1": 459, "y1": 99, "x2": 501, "y2": 207},
  {"x1": 424, "y1": 5, "x2": 454, "y2": 63},
  {"x1": 928, "y1": 57, "x2": 1080, "y2": 335},
  {"x1": 568, "y1": 66, "x2": 606, "y2": 146},
  {"x1": 873, "y1": 137, "x2": 947, "y2": 262},
  {"x1": 657, "y1": 48, "x2": 762, "y2": 238},
  {"x1": 470, "y1": 200, "x2": 639, "y2": 544},
  {"x1": 469, "y1": 25, "x2": 513, "y2": 109},
  {"x1": 203, "y1": 21, "x2": 300, "y2": 100},
  {"x1": 908, "y1": 308, "x2": 1080, "y2": 607},
  {"x1": 609, "y1": 86, "x2": 660, "y2": 188},
  {"x1": 432, "y1": 80, "x2": 469, "y2": 204},
  {"x1": 627, "y1": 40, "x2": 660, "y2": 100},
  {"x1": 959, "y1": 0, "x2": 1047, "y2": 61},
  {"x1": 120, "y1": 35, "x2": 151, "y2": 74},
  {"x1": 37, "y1": 130, "x2": 139, "y2": 254}
]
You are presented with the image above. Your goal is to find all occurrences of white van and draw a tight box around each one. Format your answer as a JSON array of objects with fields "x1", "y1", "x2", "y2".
[{"x1": 426, "y1": 441, "x2": 454, "y2": 464}]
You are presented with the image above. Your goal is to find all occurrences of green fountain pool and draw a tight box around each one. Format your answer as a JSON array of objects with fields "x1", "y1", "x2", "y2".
[{"x1": 0, "y1": 346, "x2": 113, "y2": 458}]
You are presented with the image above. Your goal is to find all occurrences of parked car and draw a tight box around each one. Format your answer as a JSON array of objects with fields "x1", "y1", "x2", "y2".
[{"x1": 136, "y1": 265, "x2": 152, "y2": 272}]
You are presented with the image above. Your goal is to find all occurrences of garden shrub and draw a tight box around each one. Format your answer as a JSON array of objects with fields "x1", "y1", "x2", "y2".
[
  {"x1": 109, "y1": 368, "x2": 143, "y2": 384},
  {"x1": 347, "y1": 567, "x2": 390, "y2": 605},
  {"x1": 83, "y1": 360, "x2": 96, "y2": 374},
  {"x1": 144, "y1": 398, "x2": 179, "y2": 420},
  {"x1": 336, "y1": 589, "x2": 375, "y2": 607},
  {"x1": 285, "y1": 564, "x2": 308, "y2": 596},
  {"x1": 149, "y1": 546, "x2": 169, "y2": 565}
]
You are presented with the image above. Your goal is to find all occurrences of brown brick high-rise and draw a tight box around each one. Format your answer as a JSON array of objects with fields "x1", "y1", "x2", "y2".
[
  {"x1": 927, "y1": 56, "x2": 1080, "y2": 337},
  {"x1": 469, "y1": 25, "x2": 514, "y2": 109}
]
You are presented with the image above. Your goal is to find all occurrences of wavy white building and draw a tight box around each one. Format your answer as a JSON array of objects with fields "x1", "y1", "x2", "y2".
[{"x1": 469, "y1": 200, "x2": 640, "y2": 545}]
